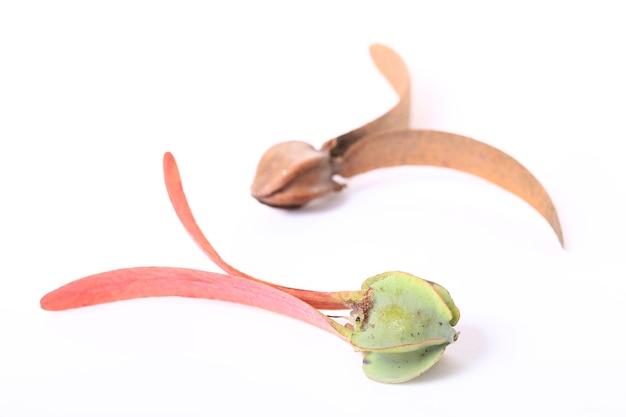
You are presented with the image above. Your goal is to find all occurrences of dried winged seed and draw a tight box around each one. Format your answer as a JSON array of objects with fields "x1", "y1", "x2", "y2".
[{"x1": 336, "y1": 129, "x2": 564, "y2": 246}]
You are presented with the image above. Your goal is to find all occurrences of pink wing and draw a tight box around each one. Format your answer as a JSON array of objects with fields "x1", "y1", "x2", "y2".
[
  {"x1": 40, "y1": 266, "x2": 347, "y2": 340},
  {"x1": 162, "y1": 152, "x2": 355, "y2": 310}
]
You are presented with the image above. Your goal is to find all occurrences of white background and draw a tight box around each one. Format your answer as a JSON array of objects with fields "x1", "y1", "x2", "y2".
[{"x1": 1, "y1": 1, "x2": 625, "y2": 416}]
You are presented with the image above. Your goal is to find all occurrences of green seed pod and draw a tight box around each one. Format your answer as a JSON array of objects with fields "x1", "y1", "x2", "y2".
[
  {"x1": 347, "y1": 271, "x2": 459, "y2": 382},
  {"x1": 362, "y1": 345, "x2": 447, "y2": 383}
]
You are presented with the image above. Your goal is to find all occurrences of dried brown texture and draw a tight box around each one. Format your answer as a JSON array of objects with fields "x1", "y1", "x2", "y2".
[
  {"x1": 251, "y1": 44, "x2": 410, "y2": 207},
  {"x1": 345, "y1": 287, "x2": 375, "y2": 325},
  {"x1": 251, "y1": 44, "x2": 564, "y2": 246},
  {"x1": 336, "y1": 130, "x2": 564, "y2": 246},
  {"x1": 321, "y1": 44, "x2": 411, "y2": 158},
  {"x1": 250, "y1": 141, "x2": 341, "y2": 208}
]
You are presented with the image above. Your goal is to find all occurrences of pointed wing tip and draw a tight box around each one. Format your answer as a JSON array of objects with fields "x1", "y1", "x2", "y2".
[
  {"x1": 40, "y1": 288, "x2": 94, "y2": 311},
  {"x1": 368, "y1": 43, "x2": 393, "y2": 59},
  {"x1": 163, "y1": 151, "x2": 182, "y2": 198},
  {"x1": 39, "y1": 297, "x2": 53, "y2": 311},
  {"x1": 163, "y1": 151, "x2": 175, "y2": 169},
  {"x1": 40, "y1": 292, "x2": 70, "y2": 311}
]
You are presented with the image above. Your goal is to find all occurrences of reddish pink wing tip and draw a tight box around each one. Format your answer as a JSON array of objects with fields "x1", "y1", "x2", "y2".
[{"x1": 162, "y1": 152, "x2": 255, "y2": 279}]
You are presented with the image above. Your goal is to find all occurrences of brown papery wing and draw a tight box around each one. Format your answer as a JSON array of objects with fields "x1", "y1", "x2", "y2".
[{"x1": 335, "y1": 129, "x2": 564, "y2": 246}]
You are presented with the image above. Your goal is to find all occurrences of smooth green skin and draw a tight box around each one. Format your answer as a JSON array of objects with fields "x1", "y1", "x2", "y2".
[
  {"x1": 429, "y1": 281, "x2": 460, "y2": 326},
  {"x1": 348, "y1": 271, "x2": 459, "y2": 383},
  {"x1": 363, "y1": 345, "x2": 447, "y2": 383}
]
